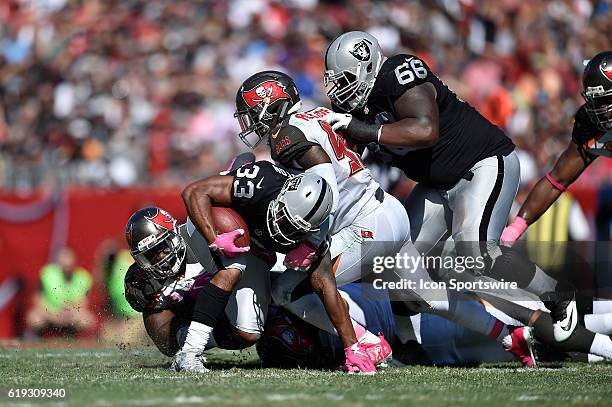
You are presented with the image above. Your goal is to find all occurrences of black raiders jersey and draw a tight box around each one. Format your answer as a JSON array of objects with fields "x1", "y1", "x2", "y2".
[
  {"x1": 124, "y1": 224, "x2": 217, "y2": 314},
  {"x1": 572, "y1": 104, "x2": 609, "y2": 163},
  {"x1": 229, "y1": 160, "x2": 307, "y2": 253},
  {"x1": 349, "y1": 54, "x2": 515, "y2": 190}
]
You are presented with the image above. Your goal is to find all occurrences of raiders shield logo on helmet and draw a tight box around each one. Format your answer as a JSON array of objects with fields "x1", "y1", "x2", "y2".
[{"x1": 350, "y1": 39, "x2": 371, "y2": 61}]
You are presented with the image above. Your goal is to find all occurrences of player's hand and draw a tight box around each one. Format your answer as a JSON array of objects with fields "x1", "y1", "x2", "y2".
[
  {"x1": 500, "y1": 217, "x2": 528, "y2": 247},
  {"x1": 283, "y1": 241, "x2": 318, "y2": 271},
  {"x1": 325, "y1": 112, "x2": 353, "y2": 132},
  {"x1": 344, "y1": 342, "x2": 376, "y2": 374},
  {"x1": 209, "y1": 229, "x2": 250, "y2": 257},
  {"x1": 325, "y1": 113, "x2": 381, "y2": 143}
]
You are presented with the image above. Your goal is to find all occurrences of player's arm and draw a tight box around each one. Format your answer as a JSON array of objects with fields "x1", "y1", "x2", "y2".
[
  {"x1": 298, "y1": 146, "x2": 339, "y2": 213},
  {"x1": 308, "y1": 251, "x2": 376, "y2": 373},
  {"x1": 326, "y1": 83, "x2": 439, "y2": 147},
  {"x1": 308, "y1": 252, "x2": 356, "y2": 348},
  {"x1": 143, "y1": 309, "x2": 187, "y2": 357},
  {"x1": 501, "y1": 141, "x2": 590, "y2": 245},
  {"x1": 326, "y1": 55, "x2": 439, "y2": 147},
  {"x1": 182, "y1": 175, "x2": 247, "y2": 256},
  {"x1": 378, "y1": 83, "x2": 439, "y2": 146}
]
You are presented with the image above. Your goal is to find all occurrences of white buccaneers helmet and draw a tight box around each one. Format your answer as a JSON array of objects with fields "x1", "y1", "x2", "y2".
[
  {"x1": 324, "y1": 31, "x2": 385, "y2": 112},
  {"x1": 267, "y1": 173, "x2": 333, "y2": 246}
]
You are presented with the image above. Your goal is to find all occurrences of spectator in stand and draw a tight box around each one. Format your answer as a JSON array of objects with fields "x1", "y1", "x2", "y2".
[
  {"x1": 0, "y1": 0, "x2": 608, "y2": 234},
  {"x1": 26, "y1": 247, "x2": 95, "y2": 337}
]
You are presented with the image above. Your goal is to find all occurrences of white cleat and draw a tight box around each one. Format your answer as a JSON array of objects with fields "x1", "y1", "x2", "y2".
[
  {"x1": 552, "y1": 299, "x2": 578, "y2": 343},
  {"x1": 170, "y1": 350, "x2": 210, "y2": 373}
]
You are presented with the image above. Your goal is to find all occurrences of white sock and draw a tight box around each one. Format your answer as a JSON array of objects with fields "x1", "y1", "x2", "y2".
[
  {"x1": 588, "y1": 354, "x2": 605, "y2": 363},
  {"x1": 182, "y1": 321, "x2": 214, "y2": 353},
  {"x1": 589, "y1": 333, "x2": 612, "y2": 359},
  {"x1": 592, "y1": 300, "x2": 612, "y2": 315},
  {"x1": 584, "y1": 313, "x2": 612, "y2": 335},
  {"x1": 176, "y1": 325, "x2": 217, "y2": 349}
]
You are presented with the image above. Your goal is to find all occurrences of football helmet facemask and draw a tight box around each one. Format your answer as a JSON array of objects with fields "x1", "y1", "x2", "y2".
[
  {"x1": 125, "y1": 207, "x2": 186, "y2": 280},
  {"x1": 235, "y1": 70, "x2": 302, "y2": 148},
  {"x1": 266, "y1": 173, "x2": 333, "y2": 246},
  {"x1": 582, "y1": 51, "x2": 612, "y2": 131}
]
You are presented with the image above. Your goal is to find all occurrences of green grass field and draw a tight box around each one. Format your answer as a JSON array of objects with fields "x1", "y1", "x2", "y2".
[{"x1": 1, "y1": 347, "x2": 612, "y2": 407}]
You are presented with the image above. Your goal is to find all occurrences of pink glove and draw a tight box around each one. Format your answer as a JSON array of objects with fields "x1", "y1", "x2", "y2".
[
  {"x1": 283, "y1": 241, "x2": 318, "y2": 271},
  {"x1": 344, "y1": 342, "x2": 376, "y2": 374},
  {"x1": 500, "y1": 217, "x2": 528, "y2": 247},
  {"x1": 209, "y1": 229, "x2": 250, "y2": 257}
]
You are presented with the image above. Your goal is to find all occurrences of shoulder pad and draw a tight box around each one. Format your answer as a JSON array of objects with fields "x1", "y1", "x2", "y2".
[
  {"x1": 270, "y1": 120, "x2": 317, "y2": 164},
  {"x1": 376, "y1": 54, "x2": 433, "y2": 102}
]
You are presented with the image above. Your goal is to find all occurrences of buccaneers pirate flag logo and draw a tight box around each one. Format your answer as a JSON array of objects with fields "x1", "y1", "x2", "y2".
[{"x1": 242, "y1": 80, "x2": 291, "y2": 108}]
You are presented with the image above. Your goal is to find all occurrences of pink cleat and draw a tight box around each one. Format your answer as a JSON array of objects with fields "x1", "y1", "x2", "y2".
[
  {"x1": 360, "y1": 333, "x2": 393, "y2": 368},
  {"x1": 504, "y1": 326, "x2": 537, "y2": 368}
]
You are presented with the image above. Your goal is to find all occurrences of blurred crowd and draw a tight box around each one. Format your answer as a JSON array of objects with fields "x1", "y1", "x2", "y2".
[{"x1": 0, "y1": 0, "x2": 610, "y2": 192}]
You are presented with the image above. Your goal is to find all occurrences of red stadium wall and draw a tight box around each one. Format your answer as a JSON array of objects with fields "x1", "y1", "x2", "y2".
[{"x1": 0, "y1": 187, "x2": 186, "y2": 338}]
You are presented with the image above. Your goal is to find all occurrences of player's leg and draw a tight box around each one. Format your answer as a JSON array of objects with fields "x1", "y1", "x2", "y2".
[
  {"x1": 478, "y1": 292, "x2": 612, "y2": 360},
  {"x1": 388, "y1": 241, "x2": 536, "y2": 366},
  {"x1": 272, "y1": 193, "x2": 408, "y2": 365},
  {"x1": 447, "y1": 151, "x2": 520, "y2": 257},
  {"x1": 402, "y1": 183, "x2": 451, "y2": 255},
  {"x1": 220, "y1": 253, "x2": 271, "y2": 348}
]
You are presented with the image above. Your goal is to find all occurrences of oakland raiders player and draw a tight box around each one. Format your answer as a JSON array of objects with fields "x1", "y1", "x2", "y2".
[
  {"x1": 181, "y1": 160, "x2": 377, "y2": 373},
  {"x1": 124, "y1": 207, "x2": 271, "y2": 372},
  {"x1": 321, "y1": 31, "x2": 582, "y2": 342},
  {"x1": 233, "y1": 71, "x2": 537, "y2": 367},
  {"x1": 323, "y1": 31, "x2": 520, "y2": 260}
]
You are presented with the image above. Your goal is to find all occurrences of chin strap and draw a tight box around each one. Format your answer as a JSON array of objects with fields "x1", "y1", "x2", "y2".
[{"x1": 545, "y1": 172, "x2": 567, "y2": 192}]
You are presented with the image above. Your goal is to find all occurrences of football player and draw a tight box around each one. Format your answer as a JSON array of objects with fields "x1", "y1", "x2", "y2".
[
  {"x1": 233, "y1": 71, "x2": 537, "y2": 367},
  {"x1": 500, "y1": 51, "x2": 612, "y2": 341},
  {"x1": 323, "y1": 31, "x2": 520, "y2": 259},
  {"x1": 124, "y1": 206, "x2": 271, "y2": 372},
  {"x1": 259, "y1": 283, "x2": 612, "y2": 368},
  {"x1": 321, "y1": 31, "x2": 578, "y2": 343},
  {"x1": 181, "y1": 160, "x2": 377, "y2": 373},
  {"x1": 502, "y1": 51, "x2": 612, "y2": 246}
]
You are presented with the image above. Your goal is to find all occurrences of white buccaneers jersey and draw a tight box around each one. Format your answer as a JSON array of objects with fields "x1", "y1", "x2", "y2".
[{"x1": 270, "y1": 106, "x2": 380, "y2": 234}]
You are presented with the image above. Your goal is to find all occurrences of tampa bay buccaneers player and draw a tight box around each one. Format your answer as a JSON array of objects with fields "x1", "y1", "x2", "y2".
[
  {"x1": 502, "y1": 51, "x2": 612, "y2": 247},
  {"x1": 500, "y1": 51, "x2": 612, "y2": 342},
  {"x1": 233, "y1": 70, "x2": 538, "y2": 367},
  {"x1": 124, "y1": 206, "x2": 271, "y2": 372}
]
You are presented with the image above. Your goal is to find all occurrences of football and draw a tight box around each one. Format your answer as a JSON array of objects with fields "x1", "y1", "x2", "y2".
[{"x1": 210, "y1": 206, "x2": 250, "y2": 247}]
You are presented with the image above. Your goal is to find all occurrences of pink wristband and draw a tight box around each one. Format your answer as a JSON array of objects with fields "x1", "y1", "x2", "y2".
[
  {"x1": 512, "y1": 216, "x2": 528, "y2": 234},
  {"x1": 545, "y1": 173, "x2": 566, "y2": 192}
]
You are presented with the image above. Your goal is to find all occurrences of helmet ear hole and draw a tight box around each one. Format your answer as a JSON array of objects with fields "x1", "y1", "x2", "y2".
[{"x1": 366, "y1": 62, "x2": 373, "y2": 73}]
